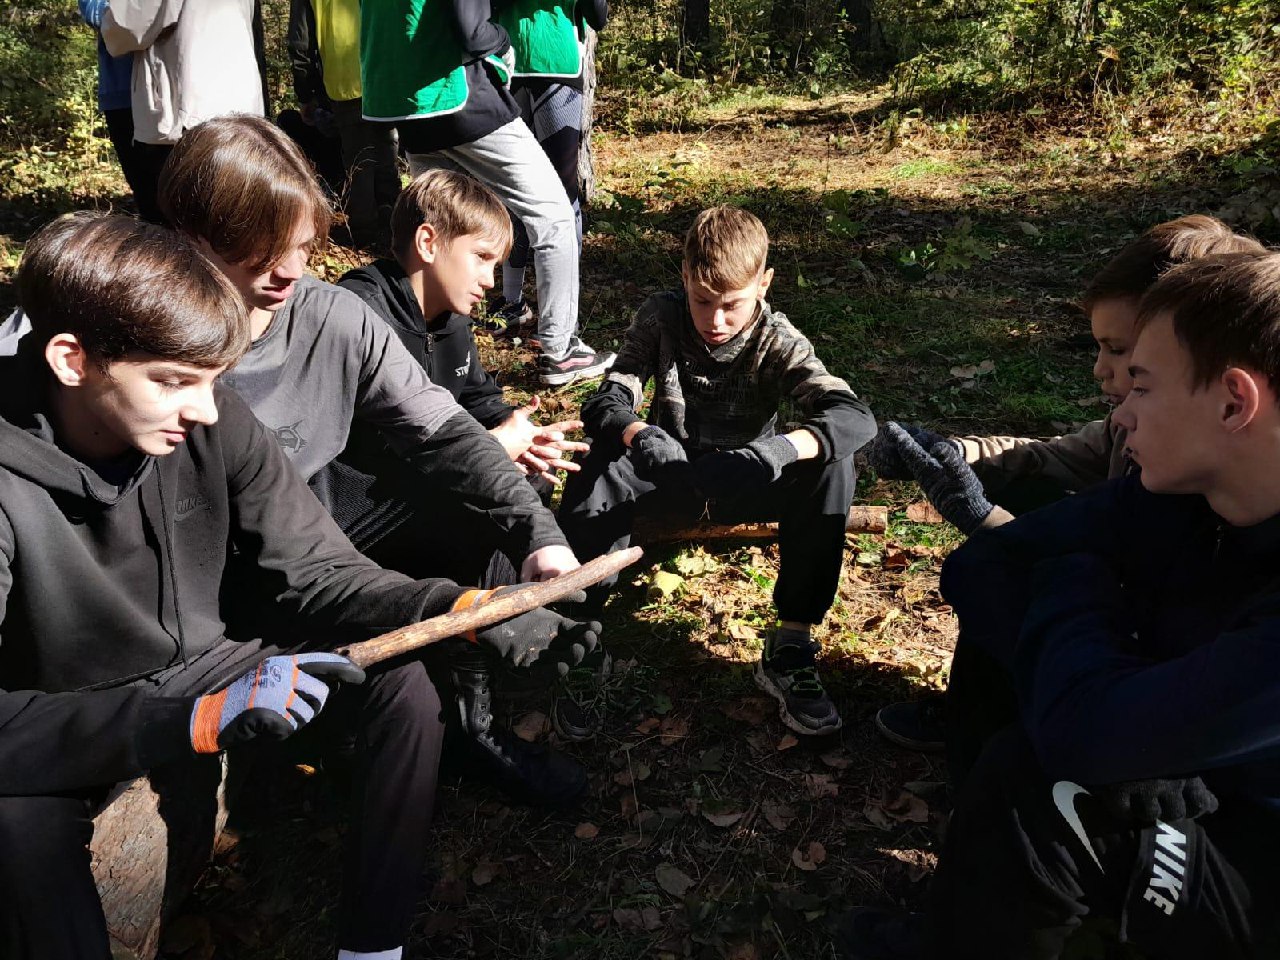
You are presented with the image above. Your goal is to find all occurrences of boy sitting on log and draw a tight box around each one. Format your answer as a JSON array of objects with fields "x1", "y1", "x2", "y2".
[
  {"x1": 840, "y1": 250, "x2": 1280, "y2": 960},
  {"x1": 870, "y1": 214, "x2": 1266, "y2": 753},
  {"x1": 157, "y1": 116, "x2": 591, "y2": 808},
  {"x1": 0, "y1": 213, "x2": 597, "y2": 960},
  {"x1": 559, "y1": 205, "x2": 877, "y2": 737}
]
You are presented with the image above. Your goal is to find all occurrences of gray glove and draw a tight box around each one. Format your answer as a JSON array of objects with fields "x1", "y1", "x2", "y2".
[
  {"x1": 692, "y1": 435, "x2": 798, "y2": 496},
  {"x1": 890, "y1": 423, "x2": 994, "y2": 533},
  {"x1": 631, "y1": 426, "x2": 691, "y2": 487},
  {"x1": 1092, "y1": 776, "x2": 1218, "y2": 824},
  {"x1": 868, "y1": 421, "x2": 954, "y2": 480}
]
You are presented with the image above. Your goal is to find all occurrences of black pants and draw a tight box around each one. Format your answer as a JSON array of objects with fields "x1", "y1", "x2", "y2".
[
  {"x1": 104, "y1": 108, "x2": 172, "y2": 224},
  {"x1": 927, "y1": 725, "x2": 1279, "y2": 959},
  {"x1": 0, "y1": 643, "x2": 444, "y2": 958},
  {"x1": 558, "y1": 445, "x2": 856, "y2": 624}
]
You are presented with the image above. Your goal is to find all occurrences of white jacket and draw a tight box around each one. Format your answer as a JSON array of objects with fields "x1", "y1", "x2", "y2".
[{"x1": 103, "y1": 0, "x2": 263, "y2": 145}]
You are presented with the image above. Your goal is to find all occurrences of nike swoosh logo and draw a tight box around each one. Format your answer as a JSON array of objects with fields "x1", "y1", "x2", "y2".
[{"x1": 1052, "y1": 781, "x2": 1104, "y2": 872}]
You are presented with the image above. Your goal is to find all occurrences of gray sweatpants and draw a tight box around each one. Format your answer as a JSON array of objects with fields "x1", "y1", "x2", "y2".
[{"x1": 408, "y1": 118, "x2": 579, "y2": 359}]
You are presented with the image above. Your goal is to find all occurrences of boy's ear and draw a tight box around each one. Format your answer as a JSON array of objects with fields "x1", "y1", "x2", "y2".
[
  {"x1": 757, "y1": 266, "x2": 774, "y2": 299},
  {"x1": 1220, "y1": 366, "x2": 1264, "y2": 433},
  {"x1": 45, "y1": 333, "x2": 91, "y2": 388},
  {"x1": 414, "y1": 223, "x2": 440, "y2": 264}
]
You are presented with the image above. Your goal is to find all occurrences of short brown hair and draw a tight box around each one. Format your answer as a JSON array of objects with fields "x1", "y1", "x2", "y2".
[
  {"x1": 1083, "y1": 214, "x2": 1266, "y2": 311},
  {"x1": 17, "y1": 212, "x2": 250, "y2": 368},
  {"x1": 158, "y1": 114, "x2": 332, "y2": 272},
  {"x1": 390, "y1": 169, "x2": 513, "y2": 261},
  {"x1": 683, "y1": 206, "x2": 769, "y2": 293},
  {"x1": 1137, "y1": 251, "x2": 1280, "y2": 394}
]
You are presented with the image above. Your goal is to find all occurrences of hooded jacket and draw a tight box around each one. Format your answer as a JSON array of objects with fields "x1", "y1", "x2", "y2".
[
  {"x1": 0, "y1": 337, "x2": 464, "y2": 796},
  {"x1": 338, "y1": 258, "x2": 515, "y2": 429}
]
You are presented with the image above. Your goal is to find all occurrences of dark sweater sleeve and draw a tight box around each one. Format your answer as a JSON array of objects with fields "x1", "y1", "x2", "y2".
[
  {"x1": 768, "y1": 322, "x2": 876, "y2": 461},
  {"x1": 458, "y1": 335, "x2": 516, "y2": 430},
  {"x1": 1015, "y1": 553, "x2": 1280, "y2": 783},
  {"x1": 450, "y1": 0, "x2": 510, "y2": 59},
  {"x1": 581, "y1": 298, "x2": 660, "y2": 442},
  {"x1": 576, "y1": 0, "x2": 608, "y2": 30},
  {"x1": 348, "y1": 312, "x2": 566, "y2": 559},
  {"x1": 288, "y1": 0, "x2": 324, "y2": 105},
  {"x1": 0, "y1": 509, "x2": 194, "y2": 794}
]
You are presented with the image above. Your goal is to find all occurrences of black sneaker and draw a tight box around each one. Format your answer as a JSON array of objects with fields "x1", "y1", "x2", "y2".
[
  {"x1": 452, "y1": 653, "x2": 587, "y2": 807},
  {"x1": 754, "y1": 633, "x2": 842, "y2": 736},
  {"x1": 874, "y1": 693, "x2": 946, "y2": 752},
  {"x1": 834, "y1": 907, "x2": 927, "y2": 960},
  {"x1": 538, "y1": 338, "x2": 616, "y2": 387},
  {"x1": 550, "y1": 650, "x2": 612, "y2": 742},
  {"x1": 482, "y1": 297, "x2": 534, "y2": 338}
]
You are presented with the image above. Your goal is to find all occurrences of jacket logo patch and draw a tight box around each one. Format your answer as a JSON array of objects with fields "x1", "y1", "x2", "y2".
[
  {"x1": 175, "y1": 495, "x2": 210, "y2": 520},
  {"x1": 272, "y1": 419, "x2": 308, "y2": 454},
  {"x1": 455, "y1": 355, "x2": 471, "y2": 378},
  {"x1": 1142, "y1": 821, "x2": 1188, "y2": 916}
]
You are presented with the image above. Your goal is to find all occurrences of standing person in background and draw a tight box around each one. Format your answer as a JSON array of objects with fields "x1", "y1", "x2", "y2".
[
  {"x1": 101, "y1": 0, "x2": 263, "y2": 222},
  {"x1": 359, "y1": 0, "x2": 615, "y2": 386},
  {"x1": 289, "y1": 0, "x2": 401, "y2": 251},
  {"x1": 77, "y1": 0, "x2": 155, "y2": 217},
  {"x1": 488, "y1": 0, "x2": 607, "y2": 334}
]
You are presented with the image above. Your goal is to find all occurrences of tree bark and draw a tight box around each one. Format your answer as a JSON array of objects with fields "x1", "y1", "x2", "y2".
[
  {"x1": 680, "y1": 0, "x2": 710, "y2": 49},
  {"x1": 92, "y1": 756, "x2": 230, "y2": 959},
  {"x1": 577, "y1": 27, "x2": 598, "y2": 203},
  {"x1": 633, "y1": 505, "x2": 888, "y2": 545}
]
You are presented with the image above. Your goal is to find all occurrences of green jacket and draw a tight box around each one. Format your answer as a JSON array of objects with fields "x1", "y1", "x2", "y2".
[
  {"x1": 495, "y1": 0, "x2": 582, "y2": 79},
  {"x1": 360, "y1": 0, "x2": 511, "y2": 121}
]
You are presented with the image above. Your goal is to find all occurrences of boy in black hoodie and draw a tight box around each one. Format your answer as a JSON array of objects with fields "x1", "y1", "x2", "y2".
[
  {"x1": 839, "y1": 253, "x2": 1280, "y2": 959},
  {"x1": 0, "y1": 213, "x2": 598, "y2": 960},
  {"x1": 338, "y1": 169, "x2": 593, "y2": 798}
]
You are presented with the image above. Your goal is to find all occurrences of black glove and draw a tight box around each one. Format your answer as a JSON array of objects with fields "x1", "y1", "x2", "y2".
[
  {"x1": 890, "y1": 423, "x2": 994, "y2": 533},
  {"x1": 867, "y1": 421, "x2": 952, "y2": 480},
  {"x1": 1092, "y1": 776, "x2": 1219, "y2": 824},
  {"x1": 630, "y1": 425, "x2": 690, "y2": 486},
  {"x1": 452, "y1": 587, "x2": 602, "y2": 675},
  {"x1": 692, "y1": 435, "x2": 799, "y2": 496}
]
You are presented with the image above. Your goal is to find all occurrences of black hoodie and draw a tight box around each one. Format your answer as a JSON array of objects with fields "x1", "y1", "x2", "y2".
[
  {"x1": 0, "y1": 338, "x2": 464, "y2": 796},
  {"x1": 338, "y1": 258, "x2": 515, "y2": 429}
]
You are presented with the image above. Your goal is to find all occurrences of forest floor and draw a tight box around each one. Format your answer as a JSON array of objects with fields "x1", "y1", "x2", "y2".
[{"x1": 1, "y1": 76, "x2": 1278, "y2": 960}]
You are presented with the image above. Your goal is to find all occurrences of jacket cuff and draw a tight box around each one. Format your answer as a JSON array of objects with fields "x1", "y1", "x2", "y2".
[{"x1": 135, "y1": 696, "x2": 200, "y2": 769}]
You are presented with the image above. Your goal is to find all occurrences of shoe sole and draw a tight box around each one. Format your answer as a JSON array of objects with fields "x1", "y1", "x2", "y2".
[
  {"x1": 551, "y1": 703, "x2": 600, "y2": 742},
  {"x1": 753, "y1": 661, "x2": 843, "y2": 736},
  {"x1": 539, "y1": 357, "x2": 614, "y2": 387},
  {"x1": 873, "y1": 709, "x2": 945, "y2": 753}
]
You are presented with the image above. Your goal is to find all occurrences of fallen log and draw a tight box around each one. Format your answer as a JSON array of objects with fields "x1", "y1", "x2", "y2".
[
  {"x1": 92, "y1": 547, "x2": 645, "y2": 957},
  {"x1": 633, "y1": 504, "x2": 888, "y2": 545}
]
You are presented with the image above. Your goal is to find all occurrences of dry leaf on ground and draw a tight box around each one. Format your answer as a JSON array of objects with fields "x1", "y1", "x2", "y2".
[
  {"x1": 791, "y1": 841, "x2": 827, "y2": 871},
  {"x1": 659, "y1": 715, "x2": 690, "y2": 746},
  {"x1": 762, "y1": 801, "x2": 796, "y2": 831},
  {"x1": 906, "y1": 501, "x2": 945, "y2": 524},
  {"x1": 776, "y1": 733, "x2": 799, "y2": 751},
  {"x1": 512, "y1": 711, "x2": 548, "y2": 743},
  {"x1": 574, "y1": 822, "x2": 599, "y2": 840},
  {"x1": 656, "y1": 863, "x2": 695, "y2": 897}
]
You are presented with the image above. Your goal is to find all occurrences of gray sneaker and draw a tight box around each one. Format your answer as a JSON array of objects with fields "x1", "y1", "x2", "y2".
[
  {"x1": 539, "y1": 338, "x2": 616, "y2": 387},
  {"x1": 754, "y1": 632, "x2": 842, "y2": 736}
]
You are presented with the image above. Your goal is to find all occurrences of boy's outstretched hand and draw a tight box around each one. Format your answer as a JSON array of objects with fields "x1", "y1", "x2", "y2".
[
  {"x1": 450, "y1": 586, "x2": 602, "y2": 674},
  {"x1": 190, "y1": 653, "x2": 366, "y2": 754},
  {"x1": 888, "y1": 423, "x2": 994, "y2": 533},
  {"x1": 491, "y1": 396, "x2": 590, "y2": 485}
]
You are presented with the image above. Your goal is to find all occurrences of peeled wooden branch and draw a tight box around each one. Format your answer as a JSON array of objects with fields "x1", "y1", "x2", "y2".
[
  {"x1": 336, "y1": 546, "x2": 644, "y2": 669},
  {"x1": 634, "y1": 505, "x2": 888, "y2": 545}
]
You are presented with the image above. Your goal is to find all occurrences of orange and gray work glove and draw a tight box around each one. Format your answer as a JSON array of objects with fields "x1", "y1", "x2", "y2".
[
  {"x1": 450, "y1": 586, "x2": 601, "y2": 674},
  {"x1": 189, "y1": 653, "x2": 366, "y2": 754}
]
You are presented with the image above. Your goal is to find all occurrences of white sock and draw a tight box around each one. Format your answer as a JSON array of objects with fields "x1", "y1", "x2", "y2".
[
  {"x1": 337, "y1": 949, "x2": 402, "y2": 960},
  {"x1": 502, "y1": 263, "x2": 525, "y2": 305}
]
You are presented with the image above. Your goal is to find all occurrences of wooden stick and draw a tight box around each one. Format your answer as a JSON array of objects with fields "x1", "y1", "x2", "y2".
[
  {"x1": 634, "y1": 505, "x2": 888, "y2": 545},
  {"x1": 337, "y1": 546, "x2": 643, "y2": 669}
]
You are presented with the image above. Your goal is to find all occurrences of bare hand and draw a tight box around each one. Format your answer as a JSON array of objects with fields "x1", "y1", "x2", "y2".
[
  {"x1": 493, "y1": 398, "x2": 589, "y2": 486},
  {"x1": 520, "y1": 544, "x2": 581, "y2": 582}
]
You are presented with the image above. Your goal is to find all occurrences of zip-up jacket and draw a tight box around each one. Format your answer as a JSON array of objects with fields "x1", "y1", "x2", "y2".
[
  {"x1": 0, "y1": 336, "x2": 465, "y2": 797},
  {"x1": 338, "y1": 259, "x2": 515, "y2": 429},
  {"x1": 218, "y1": 277, "x2": 564, "y2": 564},
  {"x1": 943, "y1": 473, "x2": 1280, "y2": 813},
  {"x1": 288, "y1": 0, "x2": 362, "y2": 105},
  {"x1": 956, "y1": 413, "x2": 1131, "y2": 496},
  {"x1": 582, "y1": 290, "x2": 876, "y2": 461}
]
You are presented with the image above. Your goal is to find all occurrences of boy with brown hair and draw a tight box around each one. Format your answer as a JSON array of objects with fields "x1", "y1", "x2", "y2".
[
  {"x1": 870, "y1": 215, "x2": 1266, "y2": 753},
  {"x1": 0, "y1": 212, "x2": 597, "y2": 960},
  {"x1": 157, "y1": 115, "x2": 594, "y2": 807},
  {"x1": 840, "y1": 251, "x2": 1280, "y2": 960},
  {"x1": 560, "y1": 205, "x2": 877, "y2": 737}
]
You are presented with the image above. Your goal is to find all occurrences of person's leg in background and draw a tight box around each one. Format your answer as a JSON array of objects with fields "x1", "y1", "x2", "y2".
[{"x1": 330, "y1": 98, "x2": 400, "y2": 252}]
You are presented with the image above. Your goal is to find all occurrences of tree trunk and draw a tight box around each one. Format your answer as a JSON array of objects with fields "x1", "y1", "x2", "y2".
[
  {"x1": 92, "y1": 756, "x2": 230, "y2": 959},
  {"x1": 577, "y1": 27, "x2": 598, "y2": 204},
  {"x1": 844, "y1": 0, "x2": 889, "y2": 60},
  {"x1": 680, "y1": 0, "x2": 710, "y2": 49}
]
